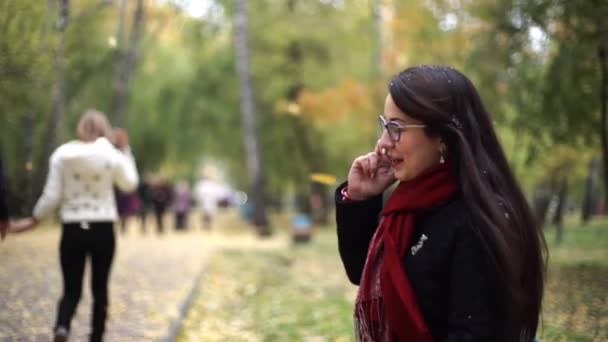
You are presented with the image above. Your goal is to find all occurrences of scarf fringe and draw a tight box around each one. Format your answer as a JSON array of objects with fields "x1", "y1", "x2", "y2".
[{"x1": 355, "y1": 299, "x2": 389, "y2": 342}]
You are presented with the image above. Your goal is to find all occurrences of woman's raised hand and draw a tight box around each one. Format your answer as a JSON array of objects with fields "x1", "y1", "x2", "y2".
[
  {"x1": 346, "y1": 145, "x2": 395, "y2": 200},
  {"x1": 112, "y1": 128, "x2": 129, "y2": 150}
]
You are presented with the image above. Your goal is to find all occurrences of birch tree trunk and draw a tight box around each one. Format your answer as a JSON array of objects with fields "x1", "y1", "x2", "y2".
[
  {"x1": 596, "y1": 0, "x2": 608, "y2": 213},
  {"x1": 600, "y1": 45, "x2": 608, "y2": 212},
  {"x1": 109, "y1": 0, "x2": 145, "y2": 127},
  {"x1": 234, "y1": 0, "x2": 271, "y2": 236},
  {"x1": 46, "y1": 0, "x2": 69, "y2": 150}
]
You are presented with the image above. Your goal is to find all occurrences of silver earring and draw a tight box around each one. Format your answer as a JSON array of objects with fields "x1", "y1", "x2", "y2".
[{"x1": 440, "y1": 152, "x2": 445, "y2": 164}]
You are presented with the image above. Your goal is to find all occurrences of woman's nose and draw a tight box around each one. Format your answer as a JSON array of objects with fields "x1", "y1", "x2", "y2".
[
  {"x1": 377, "y1": 131, "x2": 393, "y2": 153},
  {"x1": 378, "y1": 129, "x2": 393, "y2": 147}
]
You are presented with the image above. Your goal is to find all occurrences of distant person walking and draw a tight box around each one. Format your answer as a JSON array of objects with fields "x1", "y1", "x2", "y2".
[
  {"x1": 172, "y1": 180, "x2": 192, "y2": 230},
  {"x1": 150, "y1": 177, "x2": 172, "y2": 234},
  {"x1": 115, "y1": 187, "x2": 140, "y2": 234},
  {"x1": 136, "y1": 175, "x2": 153, "y2": 233},
  {"x1": 194, "y1": 174, "x2": 228, "y2": 230},
  {"x1": 10, "y1": 110, "x2": 139, "y2": 342}
]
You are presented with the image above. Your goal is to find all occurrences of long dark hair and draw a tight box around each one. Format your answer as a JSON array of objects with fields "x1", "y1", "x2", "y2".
[{"x1": 389, "y1": 65, "x2": 546, "y2": 341}]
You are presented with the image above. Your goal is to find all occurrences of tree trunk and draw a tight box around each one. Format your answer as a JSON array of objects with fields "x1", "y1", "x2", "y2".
[
  {"x1": 533, "y1": 183, "x2": 552, "y2": 227},
  {"x1": 552, "y1": 179, "x2": 568, "y2": 245},
  {"x1": 109, "y1": 0, "x2": 144, "y2": 127},
  {"x1": 234, "y1": 0, "x2": 271, "y2": 236},
  {"x1": 600, "y1": 45, "x2": 608, "y2": 212},
  {"x1": 581, "y1": 157, "x2": 600, "y2": 223},
  {"x1": 46, "y1": 0, "x2": 69, "y2": 151},
  {"x1": 310, "y1": 182, "x2": 330, "y2": 225},
  {"x1": 284, "y1": 2, "x2": 322, "y2": 223}
]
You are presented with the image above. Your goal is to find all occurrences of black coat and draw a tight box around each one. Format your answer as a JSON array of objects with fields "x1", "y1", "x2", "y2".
[{"x1": 335, "y1": 183, "x2": 502, "y2": 341}]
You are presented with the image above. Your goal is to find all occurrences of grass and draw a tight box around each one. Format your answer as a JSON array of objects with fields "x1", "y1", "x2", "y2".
[
  {"x1": 177, "y1": 213, "x2": 608, "y2": 342},
  {"x1": 176, "y1": 226, "x2": 356, "y2": 342},
  {"x1": 540, "y1": 216, "x2": 608, "y2": 342}
]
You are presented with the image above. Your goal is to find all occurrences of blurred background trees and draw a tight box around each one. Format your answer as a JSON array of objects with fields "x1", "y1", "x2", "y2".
[{"x1": 1, "y1": 0, "x2": 607, "y2": 241}]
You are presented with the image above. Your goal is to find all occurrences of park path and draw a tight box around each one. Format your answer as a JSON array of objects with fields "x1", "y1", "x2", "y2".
[{"x1": 0, "y1": 213, "x2": 287, "y2": 341}]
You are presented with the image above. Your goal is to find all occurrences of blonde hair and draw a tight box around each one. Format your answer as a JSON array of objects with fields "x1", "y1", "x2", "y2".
[{"x1": 76, "y1": 109, "x2": 112, "y2": 142}]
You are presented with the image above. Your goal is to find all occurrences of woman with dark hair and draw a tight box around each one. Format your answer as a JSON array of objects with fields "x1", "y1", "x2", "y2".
[
  {"x1": 336, "y1": 65, "x2": 546, "y2": 341},
  {"x1": 10, "y1": 110, "x2": 139, "y2": 342}
]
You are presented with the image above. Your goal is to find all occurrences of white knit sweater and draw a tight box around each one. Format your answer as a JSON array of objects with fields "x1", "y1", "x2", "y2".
[{"x1": 33, "y1": 137, "x2": 139, "y2": 223}]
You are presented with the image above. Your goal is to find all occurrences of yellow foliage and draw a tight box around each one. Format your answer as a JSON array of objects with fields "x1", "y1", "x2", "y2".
[
  {"x1": 309, "y1": 173, "x2": 337, "y2": 185},
  {"x1": 294, "y1": 78, "x2": 377, "y2": 128}
]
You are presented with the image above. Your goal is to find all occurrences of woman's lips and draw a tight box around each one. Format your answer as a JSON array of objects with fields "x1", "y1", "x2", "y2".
[{"x1": 391, "y1": 159, "x2": 403, "y2": 168}]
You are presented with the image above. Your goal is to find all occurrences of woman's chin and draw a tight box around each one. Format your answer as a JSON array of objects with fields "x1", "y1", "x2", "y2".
[
  {"x1": 394, "y1": 170, "x2": 408, "y2": 182},
  {"x1": 395, "y1": 166, "x2": 420, "y2": 182}
]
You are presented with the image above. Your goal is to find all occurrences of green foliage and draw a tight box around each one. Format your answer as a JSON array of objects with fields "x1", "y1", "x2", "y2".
[
  {"x1": 1, "y1": 0, "x2": 53, "y2": 211},
  {"x1": 464, "y1": 0, "x2": 605, "y2": 144},
  {"x1": 1, "y1": 0, "x2": 605, "y2": 214},
  {"x1": 424, "y1": 0, "x2": 606, "y2": 200}
]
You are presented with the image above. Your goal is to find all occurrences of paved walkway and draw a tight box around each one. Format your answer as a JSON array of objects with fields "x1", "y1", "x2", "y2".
[{"x1": 0, "y1": 215, "x2": 287, "y2": 341}]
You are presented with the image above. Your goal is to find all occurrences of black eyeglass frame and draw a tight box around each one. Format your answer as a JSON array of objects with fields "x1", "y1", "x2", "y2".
[{"x1": 378, "y1": 115, "x2": 426, "y2": 142}]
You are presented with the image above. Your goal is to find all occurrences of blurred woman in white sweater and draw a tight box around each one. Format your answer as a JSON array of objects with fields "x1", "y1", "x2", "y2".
[{"x1": 11, "y1": 109, "x2": 138, "y2": 342}]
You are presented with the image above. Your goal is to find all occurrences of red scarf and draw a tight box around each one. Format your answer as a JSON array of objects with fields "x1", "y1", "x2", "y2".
[{"x1": 354, "y1": 162, "x2": 458, "y2": 341}]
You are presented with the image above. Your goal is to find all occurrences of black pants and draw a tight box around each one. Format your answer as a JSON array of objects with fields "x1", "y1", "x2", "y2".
[
  {"x1": 55, "y1": 222, "x2": 115, "y2": 342},
  {"x1": 138, "y1": 206, "x2": 149, "y2": 233},
  {"x1": 153, "y1": 205, "x2": 166, "y2": 233},
  {"x1": 175, "y1": 212, "x2": 188, "y2": 230}
]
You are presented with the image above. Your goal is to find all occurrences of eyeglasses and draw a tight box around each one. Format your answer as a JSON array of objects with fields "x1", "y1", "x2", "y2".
[{"x1": 378, "y1": 115, "x2": 426, "y2": 142}]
